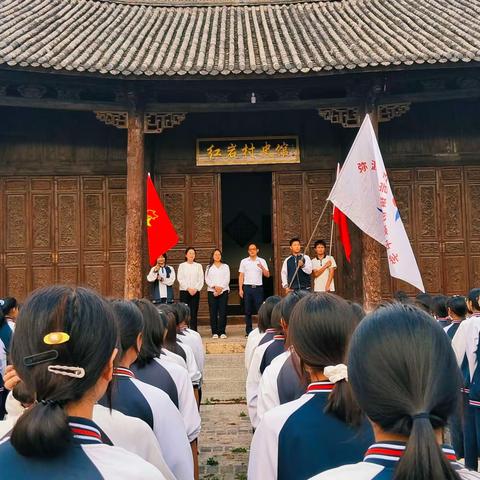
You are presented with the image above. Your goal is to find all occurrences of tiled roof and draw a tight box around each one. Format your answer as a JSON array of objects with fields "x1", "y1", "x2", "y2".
[{"x1": 0, "y1": 0, "x2": 479, "y2": 77}]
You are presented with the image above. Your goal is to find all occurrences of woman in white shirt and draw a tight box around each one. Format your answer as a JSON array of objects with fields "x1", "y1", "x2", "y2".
[
  {"x1": 177, "y1": 247, "x2": 204, "y2": 331},
  {"x1": 205, "y1": 249, "x2": 230, "y2": 339}
]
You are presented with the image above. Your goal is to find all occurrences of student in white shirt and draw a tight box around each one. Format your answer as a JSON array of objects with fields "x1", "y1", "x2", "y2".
[
  {"x1": 314, "y1": 303, "x2": 480, "y2": 480},
  {"x1": 239, "y1": 243, "x2": 270, "y2": 335},
  {"x1": 281, "y1": 237, "x2": 313, "y2": 293},
  {"x1": 205, "y1": 249, "x2": 230, "y2": 338},
  {"x1": 177, "y1": 247, "x2": 204, "y2": 331},
  {"x1": 146, "y1": 253, "x2": 175, "y2": 304},
  {"x1": 0, "y1": 285, "x2": 163, "y2": 479},
  {"x1": 99, "y1": 300, "x2": 193, "y2": 480},
  {"x1": 311, "y1": 240, "x2": 337, "y2": 292}
]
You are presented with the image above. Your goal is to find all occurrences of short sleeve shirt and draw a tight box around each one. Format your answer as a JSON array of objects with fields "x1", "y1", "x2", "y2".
[
  {"x1": 312, "y1": 255, "x2": 337, "y2": 292},
  {"x1": 239, "y1": 257, "x2": 269, "y2": 286}
]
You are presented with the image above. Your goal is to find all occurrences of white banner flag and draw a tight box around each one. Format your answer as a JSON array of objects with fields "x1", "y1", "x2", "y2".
[{"x1": 328, "y1": 115, "x2": 424, "y2": 292}]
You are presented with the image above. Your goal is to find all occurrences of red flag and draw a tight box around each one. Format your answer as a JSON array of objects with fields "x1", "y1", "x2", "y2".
[
  {"x1": 333, "y1": 206, "x2": 352, "y2": 263},
  {"x1": 146, "y1": 174, "x2": 178, "y2": 266}
]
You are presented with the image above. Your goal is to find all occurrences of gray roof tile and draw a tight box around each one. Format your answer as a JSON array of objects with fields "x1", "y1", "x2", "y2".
[{"x1": 0, "y1": 0, "x2": 479, "y2": 77}]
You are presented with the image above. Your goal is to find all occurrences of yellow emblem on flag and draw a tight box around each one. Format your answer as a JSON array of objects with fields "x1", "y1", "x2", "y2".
[{"x1": 147, "y1": 209, "x2": 158, "y2": 227}]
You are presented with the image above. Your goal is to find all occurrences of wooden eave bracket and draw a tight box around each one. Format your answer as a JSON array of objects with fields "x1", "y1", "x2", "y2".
[
  {"x1": 94, "y1": 111, "x2": 186, "y2": 133},
  {"x1": 318, "y1": 103, "x2": 411, "y2": 128}
]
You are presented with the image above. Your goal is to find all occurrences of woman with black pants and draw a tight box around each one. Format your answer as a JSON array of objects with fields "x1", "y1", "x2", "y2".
[
  {"x1": 177, "y1": 247, "x2": 204, "y2": 331},
  {"x1": 205, "y1": 249, "x2": 230, "y2": 339}
]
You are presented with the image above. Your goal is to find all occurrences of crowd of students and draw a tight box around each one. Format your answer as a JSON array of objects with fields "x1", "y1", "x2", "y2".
[
  {"x1": 0, "y1": 287, "x2": 204, "y2": 479},
  {"x1": 246, "y1": 290, "x2": 480, "y2": 480},
  {"x1": 2, "y1": 286, "x2": 480, "y2": 479}
]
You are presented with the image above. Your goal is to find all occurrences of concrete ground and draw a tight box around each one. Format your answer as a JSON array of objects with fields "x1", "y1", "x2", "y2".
[{"x1": 197, "y1": 325, "x2": 251, "y2": 480}]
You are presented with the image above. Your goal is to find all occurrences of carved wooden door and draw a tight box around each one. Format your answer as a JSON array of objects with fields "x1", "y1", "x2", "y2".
[
  {"x1": 157, "y1": 173, "x2": 221, "y2": 319},
  {"x1": 0, "y1": 175, "x2": 127, "y2": 301}
]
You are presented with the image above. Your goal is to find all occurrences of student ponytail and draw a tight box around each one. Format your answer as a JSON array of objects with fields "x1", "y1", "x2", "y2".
[
  {"x1": 348, "y1": 304, "x2": 462, "y2": 480},
  {"x1": 9, "y1": 286, "x2": 117, "y2": 458},
  {"x1": 288, "y1": 293, "x2": 363, "y2": 427}
]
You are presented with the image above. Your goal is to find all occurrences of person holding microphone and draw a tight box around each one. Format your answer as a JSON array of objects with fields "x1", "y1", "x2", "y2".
[{"x1": 147, "y1": 253, "x2": 175, "y2": 304}]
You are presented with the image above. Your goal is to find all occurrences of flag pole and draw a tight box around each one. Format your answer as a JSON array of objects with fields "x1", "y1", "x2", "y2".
[
  {"x1": 288, "y1": 198, "x2": 331, "y2": 290},
  {"x1": 328, "y1": 214, "x2": 335, "y2": 257}
]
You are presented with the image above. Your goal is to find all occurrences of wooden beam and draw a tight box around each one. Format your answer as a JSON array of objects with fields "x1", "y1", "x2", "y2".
[
  {"x1": 124, "y1": 96, "x2": 146, "y2": 299},
  {"x1": 361, "y1": 108, "x2": 383, "y2": 311}
]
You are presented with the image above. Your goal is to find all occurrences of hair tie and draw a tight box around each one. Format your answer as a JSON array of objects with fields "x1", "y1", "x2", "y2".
[
  {"x1": 412, "y1": 412, "x2": 430, "y2": 420},
  {"x1": 324, "y1": 364, "x2": 348, "y2": 383},
  {"x1": 40, "y1": 399, "x2": 64, "y2": 408}
]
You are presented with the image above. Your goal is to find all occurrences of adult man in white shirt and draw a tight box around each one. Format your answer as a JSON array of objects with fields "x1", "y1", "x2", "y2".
[
  {"x1": 281, "y1": 237, "x2": 313, "y2": 294},
  {"x1": 311, "y1": 240, "x2": 337, "y2": 292},
  {"x1": 239, "y1": 243, "x2": 270, "y2": 336}
]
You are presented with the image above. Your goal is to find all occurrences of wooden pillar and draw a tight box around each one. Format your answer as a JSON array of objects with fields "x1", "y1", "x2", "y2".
[
  {"x1": 124, "y1": 99, "x2": 145, "y2": 299},
  {"x1": 361, "y1": 107, "x2": 382, "y2": 311}
]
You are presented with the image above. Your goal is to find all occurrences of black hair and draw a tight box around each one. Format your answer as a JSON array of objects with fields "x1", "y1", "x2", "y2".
[
  {"x1": 270, "y1": 302, "x2": 284, "y2": 332},
  {"x1": 248, "y1": 243, "x2": 258, "y2": 250},
  {"x1": 207, "y1": 249, "x2": 223, "y2": 270},
  {"x1": 10, "y1": 286, "x2": 117, "y2": 458},
  {"x1": 172, "y1": 302, "x2": 190, "y2": 327},
  {"x1": 314, "y1": 240, "x2": 326, "y2": 249},
  {"x1": 446, "y1": 296, "x2": 467, "y2": 319},
  {"x1": 257, "y1": 296, "x2": 282, "y2": 332},
  {"x1": 415, "y1": 292, "x2": 432, "y2": 313},
  {"x1": 184, "y1": 246, "x2": 196, "y2": 260},
  {"x1": 348, "y1": 304, "x2": 462, "y2": 480},
  {"x1": 0, "y1": 296, "x2": 18, "y2": 316},
  {"x1": 134, "y1": 299, "x2": 166, "y2": 367},
  {"x1": 289, "y1": 237, "x2": 301, "y2": 246},
  {"x1": 158, "y1": 304, "x2": 186, "y2": 361},
  {"x1": 110, "y1": 300, "x2": 144, "y2": 359},
  {"x1": 468, "y1": 288, "x2": 480, "y2": 312},
  {"x1": 288, "y1": 293, "x2": 362, "y2": 427},
  {"x1": 348, "y1": 301, "x2": 366, "y2": 321},
  {"x1": 157, "y1": 253, "x2": 167, "y2": 263},
  {"x1": 281, "y1": 290, "x2": 310, "y2": 326},
  {"x1": 393, "y1": 291, "x2": 411, "y2": 304},
  {"x1": 431, "y1": 295, "x2": 448, "y2": 318},
  {"x1": 0, "y1": 307, "x2": 5, "y2": 329}
]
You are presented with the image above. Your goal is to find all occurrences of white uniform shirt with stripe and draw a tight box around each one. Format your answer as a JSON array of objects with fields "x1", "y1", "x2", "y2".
[
  {"x1": 452, "y1": 313, "x2": 480, "y2": 379},
  {"x1": 312, "y1": 255, "x2": 337, "y2": 292},
  {"x1": 246, "y1": 333, "x2": 276, "y2": 428},
  {"x1": 179, "y1": 328, "x2": 205, "y2": 374},
  {"x1": 257, "y1": 350, "x2": 291, "y2": 421},
  {"x1": 0, "y1": 416, "x2": 164, "y2": 480},
  {"x1": 155, "y1": 356, "x2": 201, "y2": 441},
  {"x1": 177, "y1": 262, "x2": 204, "y2": 291},
  {"x1": 110, "y1": 368, "x2": 193, "y2": 480},
  {"x1": 205, "y1": 263, "x2": 230, "y2": 293},
  {"x1": 245, "y1": 328, "x2": 266, "y2": 371},
  {"x1": 0, "y1": 337, "x2": 6, "y2": 378},
  {"x1": 178, "y1": 341, "x2": 202, "y2": 385},
  {"x1": 161, "y1": 347, "x2": 188, "y2": 369}
]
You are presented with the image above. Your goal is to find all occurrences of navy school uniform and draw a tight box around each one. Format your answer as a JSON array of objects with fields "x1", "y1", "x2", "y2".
[
  {"x1": 0, "y1": 416, "x2": 163, "y2": 479},
  {"x1": 132, "y1": 357, "x2": 201, "y2": 442},
  {"x1": 257, "y1": 328, "x2": 277, "y2": 347},
  {"x1": 99, "y1": 367, "x2": 193, "y2": 480},
  {"x1": 445, "y1": 320, "x2": 463, "y2": 340},
  {"x1": 248, "y1": 381, "x2": 374, "y2": 480},
  {"x1": 257, "y1": 350, "x2": 307, "y2": 423},
  {"x1": 260, "y1": 334, "x2": 285, "y2": 374},
  {"x1": 310, "y1": 442, "x2": 480, "y2": 480}
]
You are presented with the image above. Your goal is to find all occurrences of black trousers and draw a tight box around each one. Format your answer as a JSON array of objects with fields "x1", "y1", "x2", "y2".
[
  {"x1": 179, "y1": 290, "x2": 200, "y2": 331},
  {"x1": 208, "y1": 291, "x2": 228, "y2": 335},
  {"x1": 243, "y1": 285, "x2": 264, "y2": 334}
]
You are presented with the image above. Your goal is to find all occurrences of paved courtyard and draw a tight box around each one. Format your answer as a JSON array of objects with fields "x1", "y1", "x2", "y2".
[{"x1": 198, "y1": 326, "x2": 251, "y2": 480}]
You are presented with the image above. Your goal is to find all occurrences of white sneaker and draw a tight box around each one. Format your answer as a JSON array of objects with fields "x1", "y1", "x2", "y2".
[
  {"x1": 212, "y1": 334, "x2": 219, "y2": 339},
  {"x1": 220, "y1": 334, "x2": 227, "y2": 339}
]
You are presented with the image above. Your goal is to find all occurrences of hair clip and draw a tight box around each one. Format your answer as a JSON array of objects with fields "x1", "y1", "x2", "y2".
[
  {"x1": 23, "y1": 350, "x2": 59, "y2": 367},
  {"x1": 47, "y1": 365, "x2": 85, "y2": 379},
  {"x1": 43, "y1": 332, "x2": 70, "y2": 345}
]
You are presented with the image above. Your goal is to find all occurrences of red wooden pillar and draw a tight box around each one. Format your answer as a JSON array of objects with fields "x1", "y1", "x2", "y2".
[
  {"x1": 362, "y1": 108, "x2": 382, "y2": 311},
  {"x1": 124, "y1": 100, "x2": 145, "y2": 299}
]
